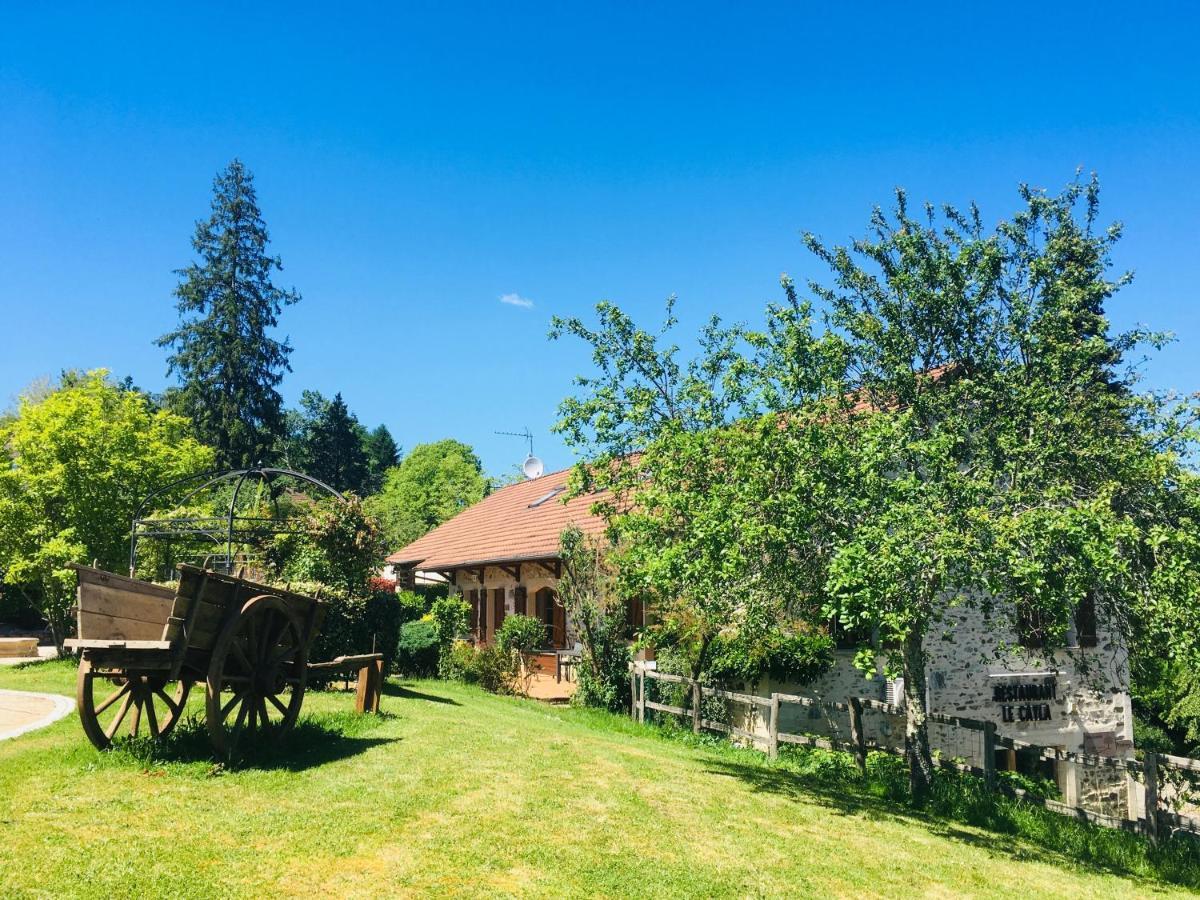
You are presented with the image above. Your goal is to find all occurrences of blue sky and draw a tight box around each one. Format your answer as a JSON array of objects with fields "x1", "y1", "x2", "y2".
[{"x1": 2, "y1": 3, "x2": 1198, "y2": 477}]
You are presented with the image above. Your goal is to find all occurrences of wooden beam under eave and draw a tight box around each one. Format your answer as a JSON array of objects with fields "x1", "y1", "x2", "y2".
[{"x1": 499, "y1": 563, "x2": 521, "y2": 581}]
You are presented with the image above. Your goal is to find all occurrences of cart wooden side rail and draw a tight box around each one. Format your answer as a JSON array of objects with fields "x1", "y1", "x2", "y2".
[
  {"x1": 64, "y1": 563, "x2": 327, "y2": 755},
  {"x1": 308, "y1": 653, "x2": 385, "y2": 714}
]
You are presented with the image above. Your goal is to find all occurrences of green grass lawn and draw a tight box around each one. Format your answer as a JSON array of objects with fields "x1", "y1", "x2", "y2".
[{"x1": 0, "y1": 659, "x2": 1193, "y2": 898}]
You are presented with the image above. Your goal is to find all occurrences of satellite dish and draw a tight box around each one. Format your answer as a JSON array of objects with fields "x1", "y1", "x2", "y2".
[{"x1": 522, "y1": 455, "x2": 544, "y2": 480}]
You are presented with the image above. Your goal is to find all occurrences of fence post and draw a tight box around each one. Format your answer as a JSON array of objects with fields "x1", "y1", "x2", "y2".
[
  {"x1": 633, "y1": 667, "x2": 643, "y2": 724},
  {"x1": 638, "y1": 671, "x2": 646, "y2": 724},
  {"x1": 982, "y1": 721, "x2": 997, "y2": 792},
  {"x1": 691, "y1": 680, "x2": 702, "y2": 734},
  {"x1": 848, "y1": 697, "x2": 867, "y2": 774},
  {"x1": 1143, "y1": 752, "x2": 1160, "y2": 844},
  {"x1": 768, "y1": 693, "x2": 780, "y2": 760}
]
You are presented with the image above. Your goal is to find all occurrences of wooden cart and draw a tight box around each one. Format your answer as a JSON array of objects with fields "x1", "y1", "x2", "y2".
[{"x1": 63, "y1": 564, "x2": 326, "y2": 755}]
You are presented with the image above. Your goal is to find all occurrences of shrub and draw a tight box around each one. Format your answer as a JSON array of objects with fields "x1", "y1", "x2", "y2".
[
  {"x1": 496, "y1": 614, "x2": 545, "y2": 656},
  {"x1": 396, "y1": 619, "x2": 439, "y2": 676},
  {"x1": 303, "y1": 584, "x2": 403, "y2": 675},
  {"x1": 443, "y1": 640, "x2": 479, "y2": 682},
  {"x1": 472, "y1": 644, "x2": 518, "y2": 694},
  {"x1": 706, "y1": 628, "x2": 833, "y2": 685},
  {"x1": 573, "y1": 618, "x2": 631, "y2": 712},
  {"x1": 397, "y1": 590, "x2": 427, "y2": 623},
  {"x1": 431, "y1": 596, "x2": 470, "y2": 677}
]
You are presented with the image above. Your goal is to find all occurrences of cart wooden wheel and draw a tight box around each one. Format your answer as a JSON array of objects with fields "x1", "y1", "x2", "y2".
[
  {"x1": 205, "y1": 593, "x2": 309, "y2": 755},
  {"x1": 76, "y1": 657, "x2": 192, "y2": 751}
]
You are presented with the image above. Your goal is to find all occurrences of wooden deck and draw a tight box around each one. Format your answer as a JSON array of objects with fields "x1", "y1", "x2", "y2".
[{"x1": 524, "y1": 672, "x2": 577, "y2": 703}]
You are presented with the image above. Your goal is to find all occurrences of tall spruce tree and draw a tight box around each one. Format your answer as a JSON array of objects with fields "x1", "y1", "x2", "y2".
[
  {"x1": 158, "y1": 159, "x2": 300, "y2": 470},
  {"x1": 363, "y1": 424, "x2": 400, "y2": 494},
  {"x1": 294, "y1": 391, "x2": 371, "y2": 494}
]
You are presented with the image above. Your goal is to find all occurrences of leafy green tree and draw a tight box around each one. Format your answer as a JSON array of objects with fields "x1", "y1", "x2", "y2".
[
  {"x1": 158, "y1": 159, "x2": 300, "y2": 470},
  {"x1": 557, "y1": 526, "x2": 631, "y2": 711},
  {"x1": 0, "y1": 371, "x2": 214, "y2": 650},
  {"x1": 554, "y1": 176, "x2": 1200, "y2": 805},
  {"x1": 367, "y1": 440, "x2": 488, "y2": 550},
  {"x1": 550, "y1": 300, "x2": 781, "y2": 684}
]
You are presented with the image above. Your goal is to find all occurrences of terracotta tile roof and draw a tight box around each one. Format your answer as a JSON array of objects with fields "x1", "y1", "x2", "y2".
[{"x1": 385, "y1": 466, "x2": 608, "y2": 570}]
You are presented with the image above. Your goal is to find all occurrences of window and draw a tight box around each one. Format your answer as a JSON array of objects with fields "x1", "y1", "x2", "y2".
[
  {"x1": 1016, "y1": 603, "x2": 1049, "y2": 649},
  {"x1": 468, "y1": 589, "x2": 479, "y2": 637},
  {"x1": 493, "y1": 588, "x2": 506, "y2": 631},
  {"x1": 623, "y1": 597, "x2": 645, "y2": 640},
  {"x1": 528, "y1": 485, "x2": 566, "y2": 508},
  {"x1": 830, "y1": 615, "x2": 872, "y2": 650},
  {"x1": 1073, "y1": 592, "x2": 1098, "y2": 649},
  {"x1": 535, "y1": 587, "x2": 565, "y2": 649}
]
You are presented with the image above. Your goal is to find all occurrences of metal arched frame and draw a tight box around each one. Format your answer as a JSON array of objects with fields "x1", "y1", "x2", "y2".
[{"x1": 129, "y1": 467, "x2": 345, "y2": 575}]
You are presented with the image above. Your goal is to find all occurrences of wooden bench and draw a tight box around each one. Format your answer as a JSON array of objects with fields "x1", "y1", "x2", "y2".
[{"x1": 0, "y1": 637, "x2": 38, "y2": 658}]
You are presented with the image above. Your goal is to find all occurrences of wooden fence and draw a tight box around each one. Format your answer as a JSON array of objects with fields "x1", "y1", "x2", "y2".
[{"x1": 629, "y1": 663, "x2": 1200, "y2": 843}]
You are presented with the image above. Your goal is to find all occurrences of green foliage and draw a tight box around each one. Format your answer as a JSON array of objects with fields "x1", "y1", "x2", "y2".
[
  {"x1": 441, "y1": 639, "x2": 478, "y2": 681},
  {"x1": 430, "y1": 595, "x2": 470, "y2": 676},
  {"x1": 265, "y1": 495, "x2": 384, "y2": 594},
  {"x1": 439, "y1": 640, "x2": 515, "y2": 692},
  {"x1": 363, "y1": 424, "x2": 400, "y2": 494},
  {"x1": 553, "y1": 174, "x2": 1200, "y2": 805},
  {"x1": 396, "y1": 590, "x2": 428, "y2": 622},
  {"x1": 1133, "y1": 716, "x2": 1176, "y2": 755},
  {"x1": 157, "y1": 159, "x2": 300, "y2": 469},
  {"x1": 557, "y1": 526, "x2": 632, "y2": 710},
  {"x1": 366, "y1": 440, "x2": 488, "y2": 551},
  {"x1": 291, "y1": 581, "x2": 402, "y2": 673},
  {"x1": 395, "y1": 619, "x2": 439, "y2": 676},
  {"x1": 0, "y1": 370, "x2": 214, "y2": 648},
  {"x1": 469, "y1": 644, "x2": 518, "y2": 694},
  {"x1": 283, "y1": 391, "x2": 371, "y2": 494},
  {"x1": 705, "y1": 627, "x2": 834, "y2": 685},
  {"x1": 495, "y1": 614, "x2": 545, "y2": 656}
]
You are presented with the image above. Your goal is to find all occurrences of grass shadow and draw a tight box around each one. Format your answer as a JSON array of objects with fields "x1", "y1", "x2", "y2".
[
  {"x1": 110, "y1": 710, "x2": 398, "y2": 772},
  {"x1": 699, "y1": 751, "x2": 1200, "y2": 890},
  {"x1": 383, "y1": 681, "x2": 461, "y2": 705}
]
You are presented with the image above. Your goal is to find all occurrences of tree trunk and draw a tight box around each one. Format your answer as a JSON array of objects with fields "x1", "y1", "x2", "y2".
[
  {"x1": 690, "y1": 632, "x2": 714, "y2": 683},
  {"x1": 901, "y1": 630, "x2": 935, "y2": 805}
]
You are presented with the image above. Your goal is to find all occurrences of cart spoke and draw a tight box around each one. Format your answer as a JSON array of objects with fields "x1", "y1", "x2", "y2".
[
  {"x1": 144, "y1": 692, "x2": 160, "y2": 737},
  {"x1": 221, "y1": 687, "x2": 250, "y2": 720},
  {"x1": 94, "y1": 681, "x2": 131, "y2": 715},
  {"x1": 105, "y1": 692, "x2": 134, "y2": 740},
  {"x1": 153, "y1": 688, "x2": 178, "y2": 717},
  {"x1": 129, "y1": 690, "x2": 143, "y2": 737},
  {"x1": 231, "y1": 638, "x2": 253, "y2": 674},
  {"x1": 233, "y1": 696, "x2": 250, "y2": 732},
  {"x1": 257, "y1": 695, "x2": 271, "y2": 729},
  {"x1": 266, "y1": 691, "x2": 289, "y2": 718}
]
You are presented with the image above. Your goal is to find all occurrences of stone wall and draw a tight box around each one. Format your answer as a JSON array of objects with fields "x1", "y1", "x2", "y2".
[{"x1": 721, "y1": 598, "x2": 1133, "y2": 814}]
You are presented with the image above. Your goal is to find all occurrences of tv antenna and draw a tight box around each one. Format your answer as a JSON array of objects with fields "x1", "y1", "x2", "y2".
[{"x1": 495, "y1": 427, "x2": 544, "y2": 479}]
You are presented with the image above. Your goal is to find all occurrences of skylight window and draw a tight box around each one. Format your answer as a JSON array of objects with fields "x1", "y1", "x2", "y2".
[{"x1": 528, "y1": 485, "x2": 566, "y2": 508}]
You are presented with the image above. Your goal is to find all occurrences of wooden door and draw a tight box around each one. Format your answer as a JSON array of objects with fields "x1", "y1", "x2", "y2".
[
  {"x1": 535, "y1": 587, "x2": 554, "y2": 648},
  {"x1": 552, "y1": 593, "x2": 566, "y2": 648}
]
